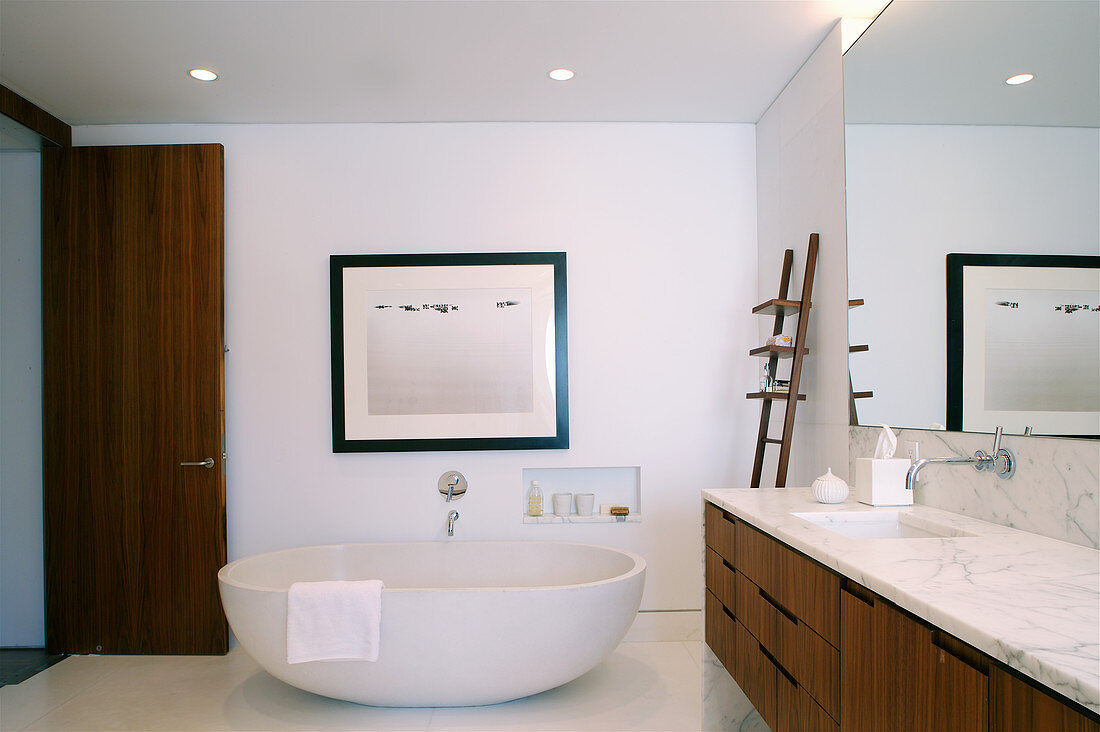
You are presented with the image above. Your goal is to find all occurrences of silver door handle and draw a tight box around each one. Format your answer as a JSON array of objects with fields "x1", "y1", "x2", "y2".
[{"x1": 180, "y1": 458, "x2": 215, "y2": 469}]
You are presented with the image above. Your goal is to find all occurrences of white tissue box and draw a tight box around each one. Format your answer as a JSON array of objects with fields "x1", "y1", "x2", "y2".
[{"x1": 855, "y1": 458, "x2": 912, "y2": 506}]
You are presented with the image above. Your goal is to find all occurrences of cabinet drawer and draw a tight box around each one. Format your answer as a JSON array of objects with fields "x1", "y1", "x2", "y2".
[
  {"x1": 705, "y1": 590, "x2": 737, "y2": 676},
  {"x1": 795, "y1": 621, "x2": 840, "y2": 721},
  {"x1": 778, "y1": 672, "x2": 840, "y2": 732},
  {"x1": 705, "y1": 547, "x2": 737, "y2": 613},
  {"x1": 735, "y1": 570, "x2": 796, "y2": 668},
  {"x1": 705, "y1": 502, "x2": 736, "y2": 563},
  {"x1": 737, "y1": 521, "x2": 775, "y2": 596},
  {"x1": 739, "y1": 521, "x2": 840, "y2": 647},
  {"x1": 738, "y1": 570, "x2": 840, "y2": 720},
  {"x1": 789, "y1": 546, "x2": 841, "y2": 648},
  {"x1": 735, "y1": 619, "x2": 779, "y2": 732}
]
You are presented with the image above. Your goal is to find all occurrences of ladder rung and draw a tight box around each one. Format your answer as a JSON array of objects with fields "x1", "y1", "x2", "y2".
[{"x1": 761, "y1": 437, "x2": 783, "y2": 445}]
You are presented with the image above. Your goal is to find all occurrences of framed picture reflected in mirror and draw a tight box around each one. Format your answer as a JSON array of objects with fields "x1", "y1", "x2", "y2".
[{"x1": 947, "y1": 253, "x2": 1099, "y2": 437}]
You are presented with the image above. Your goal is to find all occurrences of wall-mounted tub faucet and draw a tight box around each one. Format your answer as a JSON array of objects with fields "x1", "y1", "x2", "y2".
[
  {"x1": 447, "y1": 510, "x2": 460, "y2": 537},
  {"x1": 906, "y1": 426, "x2": 1015, "y2": 492},
  {"x1": 438, "y1": 471, "x2": 467, "y2": 502}
]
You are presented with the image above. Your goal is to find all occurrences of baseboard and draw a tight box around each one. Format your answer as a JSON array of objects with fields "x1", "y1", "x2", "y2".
[{"x1": 623, "y1": 609, "x2": 702, "y2": 642}]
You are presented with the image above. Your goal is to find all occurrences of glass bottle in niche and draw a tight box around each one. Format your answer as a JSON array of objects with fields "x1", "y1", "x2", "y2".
[{"x1": 526, "y1": 480, "x2": 544, "y2": 516}]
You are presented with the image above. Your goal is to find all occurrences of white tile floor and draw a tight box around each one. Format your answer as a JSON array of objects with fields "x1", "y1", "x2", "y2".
[{"x1": 0, "y1": 642, "x2": 703, "y2": 732}]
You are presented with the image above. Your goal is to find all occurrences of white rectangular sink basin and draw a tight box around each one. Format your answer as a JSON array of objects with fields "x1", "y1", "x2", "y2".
[{"x1": 791, "y1": 511, "x2": 977, "y2": 540}]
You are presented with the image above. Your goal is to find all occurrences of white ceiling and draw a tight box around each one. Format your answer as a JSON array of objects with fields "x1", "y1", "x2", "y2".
[
  {"x1": 844, "y1": 0, "x2": 1100, "y2": 127},
  {"x1": 0, "y1": 0, "x2": 888, "y2": 126}
]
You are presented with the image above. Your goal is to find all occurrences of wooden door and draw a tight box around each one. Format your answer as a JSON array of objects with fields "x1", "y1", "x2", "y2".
[
  {"x1": 991, "y1": 667, "x2": 1100, "y2": 732},
  {"x1": 873, "y1": 601, "x2": 988, "y2": 731},
  {"x1": 839, "y1": 584, "x2": 876, "y2": 732},
  {"x1": 42, "y1": 144, "x2": 226, "y2": 654}
]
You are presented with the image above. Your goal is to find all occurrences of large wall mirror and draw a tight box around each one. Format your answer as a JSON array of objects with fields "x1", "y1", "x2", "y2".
[{"x1": 844, "y1": 0, "x2": 1099, "y2": 437}]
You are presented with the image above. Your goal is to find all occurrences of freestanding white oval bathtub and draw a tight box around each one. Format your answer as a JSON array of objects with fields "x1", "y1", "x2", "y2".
[{"x1": 217, "y1": 541, "x2": 645, "y2": 707}]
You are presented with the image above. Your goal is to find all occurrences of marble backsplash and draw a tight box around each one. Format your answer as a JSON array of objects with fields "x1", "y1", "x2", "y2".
[{"x1": 849, "y1": 426, "x2": 1099, "y2": 549}]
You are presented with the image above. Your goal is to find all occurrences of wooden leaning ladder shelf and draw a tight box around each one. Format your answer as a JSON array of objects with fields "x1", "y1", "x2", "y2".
[{"x1": 749, "y1": 234, "x2": 818, "y2": 488}]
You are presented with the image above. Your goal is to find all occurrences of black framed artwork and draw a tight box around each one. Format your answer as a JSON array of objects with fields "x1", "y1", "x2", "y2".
[
  {"x1": 946, "y1": 253, "x2": 1099, "y2": 436},
  {"x1": 330, "y1": 252, "x2": 569, "y2": 452}
]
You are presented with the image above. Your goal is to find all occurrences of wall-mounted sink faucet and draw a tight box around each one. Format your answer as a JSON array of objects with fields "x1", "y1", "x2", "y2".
[
  {"x1": 438, "y1": 471, "x2": 467, "y2": 502},
  {"x1": 447, "y1": 510, "x2": 460, "y2": 537},
  {"x1": 906, "y1": 426, "x2": 1015, "y2": 492}
]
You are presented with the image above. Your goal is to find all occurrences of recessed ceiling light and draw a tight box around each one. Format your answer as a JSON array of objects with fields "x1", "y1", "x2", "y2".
[
  {"x1": 1005, "y1": 73, "x2": 1034, "y2": 85},
  {"x1": 548, "y1": 68, "x2": 574, "y2": 82},
  {"x1": 189, "y1": 68, "x2": 218, "y2": 82}
]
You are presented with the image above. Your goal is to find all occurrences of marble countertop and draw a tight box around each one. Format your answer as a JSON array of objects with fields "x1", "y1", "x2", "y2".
[{"x1": 702, "y1": 487, "x2": 1100, "y2": 714}]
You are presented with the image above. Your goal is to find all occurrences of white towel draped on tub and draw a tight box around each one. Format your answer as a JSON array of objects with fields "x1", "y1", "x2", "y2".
[{"x1": 286, "y1": 580, "x2": 384, "y2": 664}]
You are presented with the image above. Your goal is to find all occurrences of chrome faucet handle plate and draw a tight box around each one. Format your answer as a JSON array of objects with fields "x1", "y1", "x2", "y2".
[{"x1": 438, "y1": 471, "x2": 468, "y2": 501}]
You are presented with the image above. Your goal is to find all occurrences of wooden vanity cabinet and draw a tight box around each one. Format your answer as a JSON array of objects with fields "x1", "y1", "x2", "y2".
[
  {"x1": 840, "y1": 581, "x2": 988, "y2": 731},
  {"x1": 705, "y1": 503, "x2": 840, "y2": 731},
  {"x1": 704, "y1": 500, "x2": 1100, "y2": 732}
]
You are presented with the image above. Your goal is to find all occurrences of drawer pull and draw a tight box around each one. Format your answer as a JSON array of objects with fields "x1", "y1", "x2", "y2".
[
  {"x1": 759, "y1": 587, "x2": 798, "y2": 624},
  {"x1": 933, "y1": 630, "x2": 988, "y2": 674},
  {"x1": 760, "y1": 642, "x2": 798, "y2": 685},
  {"x1": 842, "y1": 580, "x2": 875, "y2": 607},
  {"x1": 722, "y1": 557, "x2": 735, "y2": 572}
]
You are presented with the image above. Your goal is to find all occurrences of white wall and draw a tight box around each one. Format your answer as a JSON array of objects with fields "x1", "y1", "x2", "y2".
[
  {"x1": 1, "y1": 150, "x2": 45, "y2": 646},
  {"x1": 846, "y1": 124, "x2": 1100, "y2": 430},
  {"x1": 754, "y1": 23, "x2": 850, "y2": 486},
  {"x1": 74, "y1": 122, "x2": 760, "y2": 614}
]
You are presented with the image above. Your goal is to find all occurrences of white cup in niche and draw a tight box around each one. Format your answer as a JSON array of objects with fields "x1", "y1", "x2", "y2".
[
  {"x1": 575, "y1": 493, "x2": 595, "y2": 516},
  {"x1": 552, "y1": 493, "x2": 573, "y2": 517}
]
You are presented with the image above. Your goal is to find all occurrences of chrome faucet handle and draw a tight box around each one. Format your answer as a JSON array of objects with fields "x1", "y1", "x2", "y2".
[
  {"x1": 993, "y1": 449, "x2": 1015, "y2": 478},
  {"x1": 975, "y1": 426, "x2": 1015, "y2": 479},
  {"x1": 438, "y1": 471, "x2": 467, "y2": 501}
]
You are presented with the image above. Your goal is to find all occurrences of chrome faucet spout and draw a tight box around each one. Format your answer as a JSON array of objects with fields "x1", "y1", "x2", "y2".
[
  {"x1": 906, "y1": 428, "x2": 1015, "y2": 492},
  {"x1": 447, "y1": 509, "x2": 460, "y2": 537},
  {"x1": 906, "y1": 456, "x2": 981, "y2": 492}
]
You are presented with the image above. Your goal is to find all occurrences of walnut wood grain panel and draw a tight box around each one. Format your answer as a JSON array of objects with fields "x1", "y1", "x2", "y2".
[
  {"x1": 42, "y1": 144, "x2": 226, "y2": 654},
  {"x1": 748, "y1": 576, "x2": 798, "y2": 675},
  {"x1": 704, "y1": 502, "x2": 736, "y2": 563},
  {"x1": 840, "y1": 586, "x2": 877, "y2": 732},
  {"x1": 736, "y1": 522, "x2": 775, "y2": 598},
  {"x1": 930, "y1": 637, "x2": 989, "y2": 732},
  {"x1": 705, "y1": 548, "x2": 737, "y2": 613},
  {"x1": 787, "y1": 544, "x2": 841, "y2": 647},
  {"x1": 873, "y1": 600, "x2": 933, "y2": 731},
  {"x1": 991, "y1": 666, "x2": 1100, "y2": 732},
  {"x1": 735, "y1": 570, "x2": 763, "y2": 646},
  {"x1": 739, "y1": 564, "x2": 840, "y2": 723},
  {"x1": 0, "y1": 83, "x2": 71, "y2": 147},
  {"x1": 737, "y1": 521, "x2": 840, "y2": 646},
  {"x1": 875, "y1": 601, "x2": 988, "y2": 732},
  {"x1": 779, "y1": 673, "x2": 840, "y2": 732},
  {"x1": 706, "y1": 590, "x2": 737, "y2": 676},
  {"x1": 736, "y1": 620, "x2": 779, "y2": 732},
  {"x1": 795, "y1": 621, "x2": 840, "y2": 721}
]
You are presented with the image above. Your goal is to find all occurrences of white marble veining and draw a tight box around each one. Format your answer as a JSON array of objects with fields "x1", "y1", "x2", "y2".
[
  {"x1": 702, "y1": 487, "x2": 1100, "y2": 714},
  {"x1": 850, "y1": 426, "x2": 1099, "y2": 549}
]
